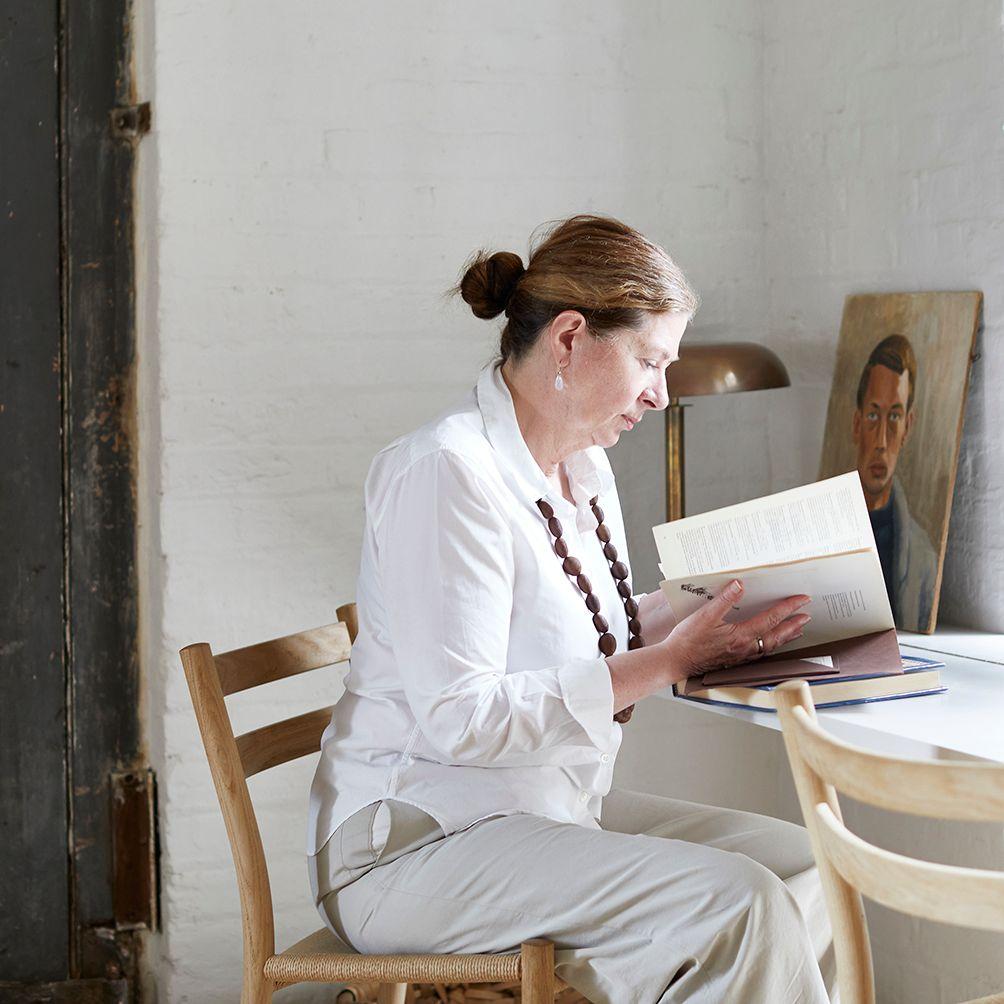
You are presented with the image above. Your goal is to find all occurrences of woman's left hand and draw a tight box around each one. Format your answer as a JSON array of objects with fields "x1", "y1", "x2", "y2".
[{"x1": 633, "y1": 590, "x2": 676, "y2": 646}]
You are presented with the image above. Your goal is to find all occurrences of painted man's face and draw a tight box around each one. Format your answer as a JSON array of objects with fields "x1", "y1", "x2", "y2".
[{"x1": 852, "y1": 364, "x2": 915, "y2": 508}]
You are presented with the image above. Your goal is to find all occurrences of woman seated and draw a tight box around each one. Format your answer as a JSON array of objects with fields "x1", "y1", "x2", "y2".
[{"x1": 307, "y1": 214, "x2": 832, "y2": 1003}]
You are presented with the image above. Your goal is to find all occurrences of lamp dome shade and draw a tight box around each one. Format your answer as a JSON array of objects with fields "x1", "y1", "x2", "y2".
[{"x1": 666, "y1": 341, "x2": 791, "y2": 398}]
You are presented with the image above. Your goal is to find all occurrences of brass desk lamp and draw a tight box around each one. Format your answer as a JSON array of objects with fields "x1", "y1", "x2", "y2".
[{"x1": 665, "y1": 342, "x2": 790, "y2": 522}]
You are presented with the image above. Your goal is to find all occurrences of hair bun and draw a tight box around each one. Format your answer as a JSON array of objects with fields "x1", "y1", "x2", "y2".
[{"x1": 458, "y1": 250, "x2": 525, "y2": 319}]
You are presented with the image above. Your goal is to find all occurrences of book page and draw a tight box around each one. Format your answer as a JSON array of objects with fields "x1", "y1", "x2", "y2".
[
  {"x1": 652, "y1": 471, "x2": 873, "y2": 580},
  {"x1": 659, "y1": 549, "x2": 895, "y2": 653}
]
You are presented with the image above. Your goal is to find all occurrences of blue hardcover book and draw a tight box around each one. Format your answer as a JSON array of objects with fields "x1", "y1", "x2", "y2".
[{"x1": 675, "y1": 650, "x2": 946, "y2": 712}]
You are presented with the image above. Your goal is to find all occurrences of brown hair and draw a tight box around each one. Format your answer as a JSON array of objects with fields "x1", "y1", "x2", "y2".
[
  {"x1": 451, "y1": 214, "x2": 699, "y2": 364},
  {"x1": 855, "y1": 334, "x2": 918, "y2": 411}
]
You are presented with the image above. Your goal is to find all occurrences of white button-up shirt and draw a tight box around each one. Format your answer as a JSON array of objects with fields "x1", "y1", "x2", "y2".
[{"x1": 307, "y1": 359, "x2": 640, "y2": 855}]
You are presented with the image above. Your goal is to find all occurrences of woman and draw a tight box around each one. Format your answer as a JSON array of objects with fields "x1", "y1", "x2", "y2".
[{"x1": 307, "y1": 215, "x2": 834, "y2": 1002}]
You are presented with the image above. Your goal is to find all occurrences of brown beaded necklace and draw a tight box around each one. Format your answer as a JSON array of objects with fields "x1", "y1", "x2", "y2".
[{"x1": 536, "y1": 495, "x2": 642, "y2": 724}]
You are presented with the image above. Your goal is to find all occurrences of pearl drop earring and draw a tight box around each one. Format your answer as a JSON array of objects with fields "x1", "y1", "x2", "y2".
[{"x1": 554, "y1": 366, "x2": 565, "y2": 391}]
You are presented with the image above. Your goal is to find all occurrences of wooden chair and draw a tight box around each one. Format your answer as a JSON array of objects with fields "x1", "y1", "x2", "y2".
[
  {"x1": 180, "y1": 602, "x2": 567, "y2": 1004},
  {"x1": 775, "y1": 679, "x2": 1004, "y2": 1004}
]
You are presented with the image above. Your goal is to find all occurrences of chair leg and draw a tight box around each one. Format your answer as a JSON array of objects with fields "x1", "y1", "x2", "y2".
[
  {"x1": 521, "y1": 938, "x2": 557, "y2": 1003},
  {"x1": 376, "y1": 982, "x2": 409, "y2": 1004},
  {"x1": 241, "y1": 972, "x2": 274, "y2": 1004}
]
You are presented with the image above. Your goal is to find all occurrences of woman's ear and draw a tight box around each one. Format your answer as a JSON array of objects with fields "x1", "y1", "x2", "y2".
[{"x1": 550, "y1": 309, "x2": 587, "y2": 364}]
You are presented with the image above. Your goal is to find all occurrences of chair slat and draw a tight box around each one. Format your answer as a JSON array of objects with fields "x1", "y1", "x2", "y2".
[
  {"x1": 790, "y1": 705, "x2": 1004, "y2": 821},
  {"x1": 815, "y1": 803, "x2": 1004, "y2": 932},
  {"x1": 215, "y1": 622, "x2": 351, "y2": 696},
  {"x1": 236, "y1": 706, "x2": 335, "y2": 778}
]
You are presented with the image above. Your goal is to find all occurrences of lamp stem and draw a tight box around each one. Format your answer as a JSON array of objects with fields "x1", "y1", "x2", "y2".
[{"x1": 665, "y1": 397, "x2": 685, "y2": 522}]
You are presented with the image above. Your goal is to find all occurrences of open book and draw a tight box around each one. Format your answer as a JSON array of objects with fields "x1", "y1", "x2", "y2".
[
  {"x1": 653, "y1": 471, "x2": 895, "y2": 657},
  {"x1": 652, "y1": 472, "x2": 920, "y2": 701}
]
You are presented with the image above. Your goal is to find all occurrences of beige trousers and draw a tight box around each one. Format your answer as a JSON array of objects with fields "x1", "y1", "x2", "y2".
[{"x1": 308, "y1": 787, "x2": 837, "y2": 1004}]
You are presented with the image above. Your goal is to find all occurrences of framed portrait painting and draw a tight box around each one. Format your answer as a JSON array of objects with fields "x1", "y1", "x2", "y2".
[{"x1": 818, "y1": 291, "x2": 982, "y2": 634}]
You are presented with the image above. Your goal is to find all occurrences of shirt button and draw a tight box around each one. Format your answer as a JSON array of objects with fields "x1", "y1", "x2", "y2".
[
  {"x1": 600, "y1": 753, "x2": 610, "y2": 763},
  {"x1": 579, "y1": 791, "x2": 589, "y2": 803}
]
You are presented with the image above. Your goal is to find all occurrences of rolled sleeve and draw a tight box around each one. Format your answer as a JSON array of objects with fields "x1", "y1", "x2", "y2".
[
  {"x1": 557, "y1": 656, "x2": 620, "y2": 754},
  {"x1": 376, "y1": 449, "x2": 618, "y2": 767}
]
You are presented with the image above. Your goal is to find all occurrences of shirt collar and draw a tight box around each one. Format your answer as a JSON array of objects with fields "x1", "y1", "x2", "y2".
[{"x1": 476, "y1": 359, "x2": 615, "y2": 510}]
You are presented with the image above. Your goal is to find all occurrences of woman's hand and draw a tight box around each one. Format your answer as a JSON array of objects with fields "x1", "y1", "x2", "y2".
[
  {"x1": 633, "y1": 589, "x2": 677, "y2": 646},
  {"x1": 660, "y1": 579, "x2": 811, "y2": 684},
  {"x1": 609, "y1": 581, "x2": 805, "y2": 723}
]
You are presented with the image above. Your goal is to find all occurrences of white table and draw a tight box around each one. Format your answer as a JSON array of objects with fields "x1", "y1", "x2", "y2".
[{"x1": 654, "y1": 625, "x2": 1004, "y2": 763}]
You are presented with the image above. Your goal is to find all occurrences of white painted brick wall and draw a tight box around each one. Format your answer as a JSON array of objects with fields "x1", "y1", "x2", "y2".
[
  {"x1": 134, "y1": 1, "x2": 1004, "y2": 999},
  {"x1": 761, "y1": 0, "x2": 1004, "y2": 633},
  {"x1": 760, "y1": 2, "x2": 1004, "y2": 1000},
  {"x1": 134, "y1": 2, "x2": 769, "y2": 999}
]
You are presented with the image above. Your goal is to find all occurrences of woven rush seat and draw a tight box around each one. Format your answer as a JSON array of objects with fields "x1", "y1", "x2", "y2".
[{"x1": 266, "y1": 926, "x2": 558, "y2": 986}]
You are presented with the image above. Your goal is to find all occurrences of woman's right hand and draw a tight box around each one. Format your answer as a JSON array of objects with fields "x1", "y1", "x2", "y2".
[{"x1": 660, "y1": 579, "x2": 812, "y2": 684}]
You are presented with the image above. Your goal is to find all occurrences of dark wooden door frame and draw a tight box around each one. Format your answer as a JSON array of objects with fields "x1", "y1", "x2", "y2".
[
  {"x1": 2, "y1": 2, "x2": 152, "y2": 1000},
  {"x1": 0, "y1": 0, "x2": 68, "y2": 986}
]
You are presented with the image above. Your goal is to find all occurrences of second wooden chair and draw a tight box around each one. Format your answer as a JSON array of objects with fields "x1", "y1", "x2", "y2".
[{"x1": 775, "y1": 679, "x2": 1004, "y2": 1004}]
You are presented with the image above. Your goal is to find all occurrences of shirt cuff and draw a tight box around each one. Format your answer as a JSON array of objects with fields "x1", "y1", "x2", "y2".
[{"x1": 557, "y1": 656, "x2": 620, "y2": 753}]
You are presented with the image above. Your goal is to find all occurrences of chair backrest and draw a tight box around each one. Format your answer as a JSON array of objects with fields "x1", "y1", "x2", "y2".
[
  {"x1": 775, "y1": 680, "x2": 1004, "y2": 1004},
  {"x1": 179, "y1": 603, "x2": 357, "y2": 986}
]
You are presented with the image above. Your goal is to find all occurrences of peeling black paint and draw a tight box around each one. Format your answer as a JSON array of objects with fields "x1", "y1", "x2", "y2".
[
  {"x1": 62, "y1": 2, "x2": 145, "y2": 992},
  {"x1": 1, "y1": 0, "x2": 145, "y2": 998},
  {"x1": 0, "y1": 0, "x2": 70, "y2": 985}
]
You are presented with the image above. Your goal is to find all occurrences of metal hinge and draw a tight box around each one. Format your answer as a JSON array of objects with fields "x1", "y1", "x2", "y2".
[
  {"x1": 109, "y1": 102, "x2": 151, "y2": 140},
  {"x1": 111, "y1": 768, "x2": 160, "y2": 930}
]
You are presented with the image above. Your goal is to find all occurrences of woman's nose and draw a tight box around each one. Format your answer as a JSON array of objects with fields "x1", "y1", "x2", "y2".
[{"x1": 645, "y1": 380, "x2": 669, "y2": 411}]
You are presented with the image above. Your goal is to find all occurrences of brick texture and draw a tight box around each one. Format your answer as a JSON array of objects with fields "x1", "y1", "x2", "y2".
[{"x1": 133, "y1": 1, "x2": 1003, "y2": 1000}]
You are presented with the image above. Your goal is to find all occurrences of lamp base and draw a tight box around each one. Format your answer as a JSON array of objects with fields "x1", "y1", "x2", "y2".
[{"x1": 665, "y1": 398, "x2": 687, "y2": 523}]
